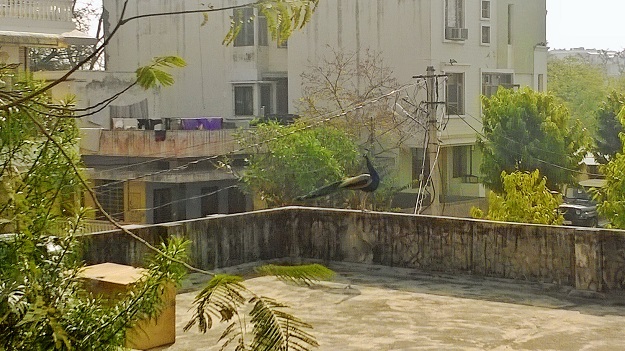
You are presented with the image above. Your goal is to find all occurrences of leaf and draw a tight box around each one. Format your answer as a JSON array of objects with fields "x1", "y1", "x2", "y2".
[
  {"x1": 256, "y1": 264, "x2": 334, "y2": 286},
  {"x1": 135, "y1": 56, "x2": 187, "y2": 89},
  {"x1": 183, "y1": 274, "x2": 248, "y2": 333},
  {"x1": 249, "y1": 296, "x2": 318, "y2": 351}
]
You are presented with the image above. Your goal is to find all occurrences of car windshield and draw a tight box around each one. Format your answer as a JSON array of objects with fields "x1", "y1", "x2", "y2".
[{"x1": 565, "y1": 187, "x2": 593, "y2": 201}]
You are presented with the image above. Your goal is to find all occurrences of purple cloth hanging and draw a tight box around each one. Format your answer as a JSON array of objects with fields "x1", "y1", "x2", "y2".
[
  {"x1": 181, "y1": 117, "x2": 223, "y2": 130},
  {"x1": 181, "y1": 119, "x2": 202, "y2": 130},
  {"x1": 205, "y1": 117, "x2": 223, "y2": 130}
]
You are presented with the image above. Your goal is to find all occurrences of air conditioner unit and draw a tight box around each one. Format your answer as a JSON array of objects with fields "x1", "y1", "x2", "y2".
[{"x1": 446, "y1": 27, "x2": 469, "y2": 41}]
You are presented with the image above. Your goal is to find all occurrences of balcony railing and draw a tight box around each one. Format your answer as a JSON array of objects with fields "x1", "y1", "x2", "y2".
[{"x1": 0, "y1": 0, "x2": 73, "y2": 22}]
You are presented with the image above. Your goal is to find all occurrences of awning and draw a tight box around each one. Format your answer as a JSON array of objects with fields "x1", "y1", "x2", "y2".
[{"x1": 0, "y1": 29, "x2": 96, "y2": 47}]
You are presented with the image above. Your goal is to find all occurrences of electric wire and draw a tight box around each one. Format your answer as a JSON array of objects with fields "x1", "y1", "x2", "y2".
[{"x1": 89, "y1": 83, "x2": 419, "y2": 192}]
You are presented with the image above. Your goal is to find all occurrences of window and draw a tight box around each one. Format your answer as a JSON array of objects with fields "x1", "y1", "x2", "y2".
[
  {"x1": 234, "y1": 86, "x2": 254, "y2": 116},
  {"x1": 538, "y1": 74, "x2": 544, "y2": 92},
  {"x1": 446, "y1": 73, "x2": 464, "y2": 115},
  {"x1": 95, "y1": 180, "x2": 124, "y2": 221},
  {"x1": 453, "y1": 146, "x2": 472, "y2": 178},
  {"x1": 412, "y1": 148, "x2": 430, "y2": 188},
  {"x1": 482, "y1": 73, "x2": 513, "y2": 97},
  {"x1": 445, "y1": 0, "x2": 465, "y2": 29},
  {"x1": 445, "y1": 0, "x2": 468, "y2": 41},
  {"x1": 481, "y1": 1, "x2": 491, "y2": 19},
  {"x1": 233, "y1": 7, "x2": 254, "y2": 47},
  {"x1": 481, "y1": 25, "x2": 491, "y2": 44}
]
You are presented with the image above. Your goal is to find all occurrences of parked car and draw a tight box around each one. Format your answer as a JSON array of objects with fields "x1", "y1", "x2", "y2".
[{"x1": 559, "y1": 179, "x2": 606, "y2": 227}]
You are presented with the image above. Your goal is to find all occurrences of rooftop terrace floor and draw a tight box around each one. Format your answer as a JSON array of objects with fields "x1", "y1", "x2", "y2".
[{"x1": 158, "y1": 262, "x2": 625, "y2": 351}]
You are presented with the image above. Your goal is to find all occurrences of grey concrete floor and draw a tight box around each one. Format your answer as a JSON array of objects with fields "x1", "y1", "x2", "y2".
[{"x1": 154, "y1": 262, "x2": 625, "y2": 351}]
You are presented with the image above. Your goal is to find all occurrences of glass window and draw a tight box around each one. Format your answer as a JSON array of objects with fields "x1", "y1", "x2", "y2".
[
  {"x1": 482, "y1": 73, "x2": 513, "y2": 97},
  {"x1": 481, "y1": 1, "x2": 491, "y2": 19},
  {"x1": 233, "y1": 7, "x2": 254, "y2": 47},
  {"x1": 481, "y1": 25, "x2": 491, "y2": 44},
  {"x1": 234, "y1": 86, "x2": 254, "y2": 116},
  {"x1": 446, "y1": 73, "x2": 464, "y2": 115},
  {"x1": 453, "y1": 146, "x2": 472, "y2": 178},
  {"x1": 445, "y1": 0, "x2": 465, "y2": 28},
  {"x1": 445, "y1": 0, "x2": 467, "y2": 40}
]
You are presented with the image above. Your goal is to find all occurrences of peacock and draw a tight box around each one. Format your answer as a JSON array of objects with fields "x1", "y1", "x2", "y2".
[{"x1": 296, "y1": 155, "x2": 379, "y2": 207}]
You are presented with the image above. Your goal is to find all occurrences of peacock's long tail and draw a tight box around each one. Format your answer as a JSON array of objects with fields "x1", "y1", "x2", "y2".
[{"x1": 295, "y1": 180, "x2": 342, "y2": 200}]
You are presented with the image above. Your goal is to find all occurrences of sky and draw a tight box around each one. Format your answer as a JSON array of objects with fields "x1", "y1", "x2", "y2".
[{"x1": 547, "y1": 0, "x2": 625, "y2": 51}]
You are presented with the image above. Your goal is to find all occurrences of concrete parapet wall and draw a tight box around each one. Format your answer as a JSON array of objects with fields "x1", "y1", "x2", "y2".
[{"x1": 79, "y1": 207, "x2": 625, "y2": 293}]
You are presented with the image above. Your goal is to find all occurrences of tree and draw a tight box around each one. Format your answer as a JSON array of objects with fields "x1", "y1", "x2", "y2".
[
  {"x1": 548, "y1": 56, "x2": 608, "y2": 133},
  {"x1": 0, "y1": 73, "x2": 190, "y2": 349},
  {"x1": 29, "y1": 1, "x2": 104, "y2": 71},
  {"x1": 237, "y1": 121, "x2": 361, "y2": 207},
  {"x1": 471, "y1": 170, "x2": 563, "y2": 225},
  {"x1": 479, "y1": 87, "x2": 589, "y2": 193},
  {"x1": 596, "y1": 107, "x2": 625, "y2": 229},
  {"x1": 2, "y1": 1, "x2": 323, "y2": 349},
  {"x1": 594, "y1": 91, "x2": 625, "y2": 164},
  {"x1": 298, "y1": 48, "x2": 416, "y2": 154}
]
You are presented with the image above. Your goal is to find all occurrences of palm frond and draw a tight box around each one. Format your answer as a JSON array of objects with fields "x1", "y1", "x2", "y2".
[
  {"x1": 249, "y1": 296, "x2": 319, "y2": 351},
  {"x1": 256, "y1": 264, "x2": 335, "y2": 286},
  {"x1": 183, "y1": 274, "x2": 248, "y2": 333},
  {"x1": 219, "y1": 321, "x2": 248, "y2": 351}
]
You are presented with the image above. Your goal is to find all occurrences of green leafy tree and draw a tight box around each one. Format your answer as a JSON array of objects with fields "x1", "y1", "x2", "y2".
[
  {"x1": 1, "y1": 1, "x2": 323, "y2": 349},
  {"x1": 0, "y1": 72, "x2": 189, "y2": 349},
  {"x1": 548, "y1": 56, "x2": 608, "y2": 133},
  {"x1": 596, "y1": 107, "x2": 625, "y2": 229},
  {"x1": 594, "y1": 91, "x2": 625, "y2": 164},
  {"x1": 237, "y1": 121, "x2": 361, "y2": 207},
  {"x1": 471, "y1": 170, "x2": 563, "y2": 225},
  {"x1": 479, "y1": 87, "x2": 589, "y2": 193}
]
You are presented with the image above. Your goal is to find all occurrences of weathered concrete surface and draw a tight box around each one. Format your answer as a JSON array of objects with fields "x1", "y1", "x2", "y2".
[
  {"x1": 80, "y1": 207, "x2": 625, "y2": 294},
  {"x1": 156, "y1": 262, "x2": 625, "y2": 351}
]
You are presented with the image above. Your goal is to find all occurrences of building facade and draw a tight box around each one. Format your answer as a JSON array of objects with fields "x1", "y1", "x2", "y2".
[
  {"x1": 93, "y1": 0, "x2": 547, "y2": 220},
  {"x1": 0, "y1": 0, "x2": 94, "y2": 75}
]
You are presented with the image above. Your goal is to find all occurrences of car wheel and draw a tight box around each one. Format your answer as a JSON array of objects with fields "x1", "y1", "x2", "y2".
[{"x1": 590, "y1": 217, "x2": 599, "y2": 228}]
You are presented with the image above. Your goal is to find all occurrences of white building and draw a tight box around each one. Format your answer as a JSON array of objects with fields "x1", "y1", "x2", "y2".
[
  {"x1": 92, "y1": 0, "x2": 547, "y2": 220},
  {"x1": 0, "y1": 0, "x2": 94, "y2": 74}
]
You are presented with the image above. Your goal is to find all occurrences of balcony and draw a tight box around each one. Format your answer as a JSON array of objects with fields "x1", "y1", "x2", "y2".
[
  {"x1": 80, "y1": 128, "x2": 241, "y2": 158},
  {"x1": 0, "y1": 0, "x2": 73, "y2": 22}
]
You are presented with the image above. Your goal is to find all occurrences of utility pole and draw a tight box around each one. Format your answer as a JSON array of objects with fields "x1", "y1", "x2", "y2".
[
  {"x1": 425, "y1": 66, "x2": 442, "y2": 215},
  {"x1": 413, "y1": 66, "x2": 444, "y2": 215}
]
